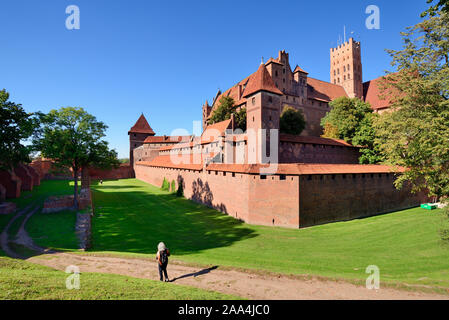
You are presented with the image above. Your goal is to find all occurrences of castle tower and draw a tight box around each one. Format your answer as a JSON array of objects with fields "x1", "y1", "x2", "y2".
[
  {"x1": 330, "y1": 38, "x2": 363, "y2": 98},
  {"x1": 243, "y1": 63, "x2": 283, "y2": 164},
  {"x1": 128, "y1": 114, "x2": 155, "y2": 167},
  {"x1": 202, "y1": 100, "x2": 211, "y2": 130}
]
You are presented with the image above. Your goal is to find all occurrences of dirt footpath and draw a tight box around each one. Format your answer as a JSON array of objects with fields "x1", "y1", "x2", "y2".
[{"x1": 28, "y1": 253, "x2": 449, "y2": 300}]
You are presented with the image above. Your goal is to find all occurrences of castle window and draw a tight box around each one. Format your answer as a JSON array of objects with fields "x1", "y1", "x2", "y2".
[
  {"x1": 348, "y1": 74, "x2": 350, "y2": 79},
  {"x1": 334, "y1": 70, "x2": 336, "y2": 76},
  {"x1": 283, "y1": 78, "x2": 285, "y2": 83},
  {"x1": 252, "y1": 97, "x2": 256, "y2": 105},
  {"x1": 133, "y1": 134, "x2": 136, "y2": 137},
  {"x1": 343, "y1": 66, "x2": 346, "y2": 72},
  {"x1": 252, "y1": 116, "x2": 255, "y2": 122},
  {"x1": 283, "y1": 68, "x2": 286, "y2": 74},
  {"x1": 280, "y1": 175, "x2": 286, "y2": 180},
  {"x1": 275, "y1": 70, "x2": 278, "y2": 76},
  {"x1": 337, "y1": 69, "x2": 340, "y2": 75},
  {"x1": 347, "y1": 64, "x2": 350, "y2": 71},
  {"x1": 260, "y1": 175, "x2": 267, "y2": 180},
  {"x1": 344, "y1": 75, "x2": 346, "y2": 81}
]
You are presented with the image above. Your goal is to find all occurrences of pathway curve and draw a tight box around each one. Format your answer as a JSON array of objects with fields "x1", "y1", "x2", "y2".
[{"x1": 28, "y1": 252, "x2": 449, "y2": 300}]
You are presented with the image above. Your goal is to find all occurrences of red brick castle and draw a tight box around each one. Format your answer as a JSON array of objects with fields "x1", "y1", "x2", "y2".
[{"x1": 128, "y1": 39, "x2": 427, "y2": 228}]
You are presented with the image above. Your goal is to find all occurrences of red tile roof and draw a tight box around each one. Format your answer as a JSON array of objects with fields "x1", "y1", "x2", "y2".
[
  {"x1": 307, "y1": 77, "x2": 348, "y2": 102},
  {"x1": 137, "y1": 154, "x2": 203, "y2": 171},
  {"x1": 293, "y1": 65, "x2": 308, "y2": 74},
  {"x1": 363, "y1": 76, "x2": 395, "y2": 111},
  {"x1": 201, "y1": 119, "x2": 232, "y2": 144},
  {"x1": 265, "y1": 57, "x2": 283, "y2": 66},
  {"x1": 129, "y1": 114, "x2": 155, "y2": 135},
  {"x1": 206, "y1": 163, "x2": 404, "y2": 175},
  {"x1": 144, "y1": 135, "x2": 191, "y2": 144},
  {"x1": 279, "y1": 134, "x2": 358, "y2": 148},
  {"x1": 243, "y1": 63, "x2": 283, "y2": 97}
]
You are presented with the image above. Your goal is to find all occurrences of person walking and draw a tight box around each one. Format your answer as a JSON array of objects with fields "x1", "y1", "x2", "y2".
[{"x1": 156, "y1": 242, "x2": 170, "y2": 282}]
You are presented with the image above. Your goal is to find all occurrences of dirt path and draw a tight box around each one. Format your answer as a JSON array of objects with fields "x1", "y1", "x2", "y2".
[{"x1": 27, "y1": 252, "x2": 449, "y2": 300}]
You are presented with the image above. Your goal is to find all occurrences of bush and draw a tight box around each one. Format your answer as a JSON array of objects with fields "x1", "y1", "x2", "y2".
[
  {"x1": 171, "y1": 180, "x2": 176, "y2": 193},
  {"x1": 161, "y1": 178, "x2": 170, "y2": 191}
]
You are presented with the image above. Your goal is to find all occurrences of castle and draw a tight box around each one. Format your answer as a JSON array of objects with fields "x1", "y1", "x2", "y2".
[{"x1": 128, "y1": 39, "x2": 426, "y2": 228}]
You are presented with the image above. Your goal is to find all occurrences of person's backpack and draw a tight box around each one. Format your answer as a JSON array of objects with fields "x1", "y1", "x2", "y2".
[{"x1": 160, "y1": 249, "x2": 168, "y2": 265}]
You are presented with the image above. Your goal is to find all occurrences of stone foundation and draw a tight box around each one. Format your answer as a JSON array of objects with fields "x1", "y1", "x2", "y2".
[
  {"x1": 42, "y1": 188, "x2": 91, "y2": 213},
  {"x1": 0, "y1": 202, "x2": 16, "y2": 215}
]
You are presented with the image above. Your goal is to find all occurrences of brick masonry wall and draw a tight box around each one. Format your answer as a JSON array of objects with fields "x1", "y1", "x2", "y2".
[
  {"x1": 279, "y1": 142, "x2": 360, "y2": 164},
  {"x1": 0, "y1": 170, "x2": 21, "y2": 199},
  {"x1": 135, "y1": 164, "x2": 300, "y2": 228},
  {"x1": 136, "y1": 164, "x2": 428, "y2": 229},
  {"x1": 88, "y1": 164, "x2": 133, "y2": 180},
  {"x1": 298, "y1": 173, "x2": 429, "y2": 227},
  {"x1": 0, "y1": 184, "x2": 6, "y2": 202},
  {"x1": 14, "y1": 164, "x2": 34, "y2": 192},
  {"x1": 25, "y1": 165, "x2": 41, "y2": 186}
]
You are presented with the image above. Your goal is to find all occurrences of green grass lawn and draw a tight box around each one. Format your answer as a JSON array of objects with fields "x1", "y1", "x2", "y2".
[
  {"x1": 0, "y1": 257, "x2": 239, "y2": 300},
  {"x1": 10, "y1": 178, "x2": 449, "y2": 293},
  {"x1": 87, "y1": 179, "x2": 449, "y2": 291}
]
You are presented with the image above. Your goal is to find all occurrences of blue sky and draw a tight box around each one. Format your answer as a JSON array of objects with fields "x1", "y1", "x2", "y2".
[{"x1": 1, "y1": 0, "x2": 428, "y2": 158}]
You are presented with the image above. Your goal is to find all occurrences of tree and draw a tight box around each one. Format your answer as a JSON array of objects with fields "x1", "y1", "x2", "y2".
[
  {"x1": 33, "y1": 107, "x2": 119, "y2": 209},
  {"x1": 320, "y1": 97, "x2": 382, "y2": 164},
  {"x1": 375, "y1": 11, "x2": 449, "y2": 201},
  {"x1": 0, "y1": 90, "x2": 37, "y2": 170},
  {"x1": 422, "y1": 0, "x2": 449, "y2": 17},
  {"x1": 279, "y1": 105, "x2": 306, "y2": 136},
  {"x1": 208, "y1": 96, "x2": 247, "y2": 130}
]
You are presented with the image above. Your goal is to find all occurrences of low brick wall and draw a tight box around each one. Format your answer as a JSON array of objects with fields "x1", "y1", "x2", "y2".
[
  {"x1": 42, "y1": 189, "x2": 91, "y2": 213},
  {"x1": 0, "y1": 202, "x2": 16, "y2": 215}
]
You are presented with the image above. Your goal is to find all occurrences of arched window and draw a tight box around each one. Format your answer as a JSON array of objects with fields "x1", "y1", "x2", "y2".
[
  {"x1": 343, "y1": 66, "x2": 346, "y2": 72},
  {"x1": 347, "y1": 64, "x2": 350, "y2": 71},
  {"x1": 344, "y1": 75, "x2": 346, "y2": 81}
]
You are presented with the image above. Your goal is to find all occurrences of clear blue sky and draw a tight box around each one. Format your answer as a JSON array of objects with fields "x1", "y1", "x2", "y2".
[{"x1": 1, "y1": 0, "x2": 428, "y2": 158}]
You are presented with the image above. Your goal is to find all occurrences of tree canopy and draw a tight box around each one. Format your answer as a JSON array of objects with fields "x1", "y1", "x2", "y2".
[
  {"x1": 279, "y1": 105, "x2": 306, "y2": 136},
  {"x1": 320, "y1": 97, "x2": 382, "y2": 164},
  {"x1": 208, "y1": 96, "x2": 246, "y2": 130},
  {"x1": 33, "y1": 107, "x2": 119, "y2": 208},
  {"x1": 375, "y1": 11, "x2": 449, "y2": 199},
  {"x1": 0, "y1": 89, "x2": 37, "y2": 170}
]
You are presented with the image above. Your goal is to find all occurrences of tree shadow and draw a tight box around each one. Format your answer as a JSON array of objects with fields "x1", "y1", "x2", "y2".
[
  {"x1": 170, "y1": 265, "x2": 219, "y2": 282},
  {"x1": 90, "y1": 180, "x2": 258, "y2": 256}
]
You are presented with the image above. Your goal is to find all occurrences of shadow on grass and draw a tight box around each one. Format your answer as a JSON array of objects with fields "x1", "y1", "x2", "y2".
[{"x1": 90, "y1": 182, "x2": 258, "y2": 256}]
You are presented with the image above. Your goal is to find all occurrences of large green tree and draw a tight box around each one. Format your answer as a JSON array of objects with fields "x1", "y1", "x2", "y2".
[
  {"x1": 279, "y1": 105, "x2": 306, "y2": 136},
  {"x1": 0, "y1": 89, "x2": 37, "y2": 170},
  {"x1": 375, "y1": 11, "x2": 449, "y2": 201},
  {"x1": 320, "y1": 97, "x2": 382, "y2": 164},
  {"x1": 33, "y1": 107, "x2": 119, "y2": 209},
  {"x1": 208, "y1": 96, "x2": 246, "y2": 130}
]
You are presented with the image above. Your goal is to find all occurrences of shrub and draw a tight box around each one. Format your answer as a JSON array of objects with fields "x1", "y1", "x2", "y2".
[
  {"x1": 171, "y1": 180, "x2": 176, "y2": 193},
  {"x1": 161, "y1": 178, "x2": 170, "y2": 191}
]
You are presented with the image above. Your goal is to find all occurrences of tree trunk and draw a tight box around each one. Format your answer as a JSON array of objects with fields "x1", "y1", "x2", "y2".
[{"x1": 73, "y1": 167, "x2": 79, "y2": 210}]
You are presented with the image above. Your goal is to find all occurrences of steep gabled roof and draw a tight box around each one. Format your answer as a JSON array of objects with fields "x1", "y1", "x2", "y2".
[
  {"x1": 363, "y1": 75, "x2": 396, "y2": 111},
  {"x1": 243, "y1": 63, "x2": 283, "y2": 97},
  {"x1": 293, "y1": 65, "x2": 308, "y2": 74},
  {"x1": 129, "y1": 114, "x2": 155, "y2": 135}
]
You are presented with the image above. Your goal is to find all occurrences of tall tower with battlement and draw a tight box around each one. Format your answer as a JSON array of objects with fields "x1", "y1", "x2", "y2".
[{"x1": 330, "y1": 38, "x2": 363, "y2": 98}]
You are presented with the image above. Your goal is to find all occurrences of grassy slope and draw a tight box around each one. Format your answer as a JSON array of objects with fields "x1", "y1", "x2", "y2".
[
  {"x1": 0, "y1": 257, "x2": 239, "y2": 300},
  {"x1": 87, "y1": 179, "x2": 449, "y2": 289}
]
